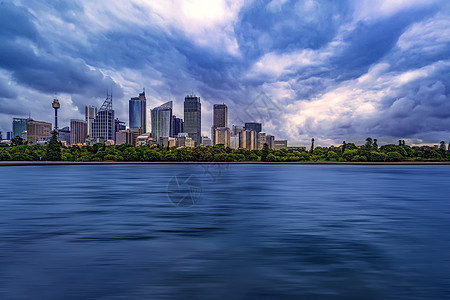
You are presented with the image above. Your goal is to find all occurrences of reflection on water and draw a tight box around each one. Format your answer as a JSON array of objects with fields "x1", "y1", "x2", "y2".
[{"x1": 0, "y1": 165, "x2": 449, "y2": 299}]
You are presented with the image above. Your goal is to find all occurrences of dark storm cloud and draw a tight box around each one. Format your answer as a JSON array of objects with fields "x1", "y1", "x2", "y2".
[{"x1": 0, "y1": 2, "x2": 123, "y2": 111}]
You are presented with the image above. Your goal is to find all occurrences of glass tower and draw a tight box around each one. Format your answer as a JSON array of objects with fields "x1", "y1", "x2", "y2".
[
  {"x1": 92, "y1": 93, "x2": 115, "y2": 141},
  {"x1": 151, "y1": 101, "x2": 172, "y2": 144},
  {"x1": 129, "y1": 90, "x2": 147, "y2": 134},
  {"x1": 184, "y1": 95, "x2": 201, "y2": 146}
]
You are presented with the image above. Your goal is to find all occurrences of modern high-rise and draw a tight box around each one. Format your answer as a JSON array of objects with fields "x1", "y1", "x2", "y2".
[
  {"x1": 70, "y1": 119, "x2": 88, "y2": 145},
  {"x1": 211, "y1": 104, "x2": 227, "y2": 145},
  {"x1": 257, "y1": 132, "x2": 266, "y2": 150},
  {"x1": 239, "y1": 129, "x2": 256, "y2": 150},
  {"x1": 266, "y1": 135, "x2": 275, "y2": 150},
  {"x1": 245, "y1": 122, "x2": 262, "y2": 148},
  {"x1": 58, "y1": 127, "x2": 71, "y2": 145},
  {"x1": 214, "y1": 127, "x2": 230, "y2": 147},
  {"x1": 92, "y1": 93, "x2": 115, "y2": 141},
  {"x1": 6, "y1": 132, "x2": 13, "y2": 140},
  {"x1": 27, "y1": 120, "x2": 52, "y2": 144},
  {"x1": 85, "y1": 105, "x2": 97, "y2": 137},
  {"x1": 244, "y1": 122, "x2": 262, "y2": 133},
  {"x1": 184, "y1": 94, "x2": 201, "y2": 146},
  {"x1": 232, "y1": 125, "x2": 244, "y2": 136},
  {"x1": 171, "y1": 115, "x2": 184, "y2": 137},
  {"x1": 230, "y1": 135, "x2": 239, "y2": 149},
  {"x1": 12, "y1": 117, "x2": 31, "y2": 139},
  {"x1": 151, "y1": 101, "x2": 172, "y2": 145},
  {"x1": 115, "y1": 118, "x2": 126, "y2": 132},
  {"x1": 129, "y1": 90, "x2": 147, "y2": 134}
]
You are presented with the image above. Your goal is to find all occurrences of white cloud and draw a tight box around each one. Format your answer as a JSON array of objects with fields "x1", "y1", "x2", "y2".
[{"x1": 353, "y1": 0, "x2": 439, "y2": 21}]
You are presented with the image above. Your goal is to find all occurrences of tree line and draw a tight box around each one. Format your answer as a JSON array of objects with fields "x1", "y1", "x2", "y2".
[{"x1": 1, "y1": 133, "x2": 449, "y2": 162}]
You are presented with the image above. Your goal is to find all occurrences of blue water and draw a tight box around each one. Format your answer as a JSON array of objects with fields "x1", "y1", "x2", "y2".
[{"x1": 0, "y1": 164, "x2": 449, "y2": 299}]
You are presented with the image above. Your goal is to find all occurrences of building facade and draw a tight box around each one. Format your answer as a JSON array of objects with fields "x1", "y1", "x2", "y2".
[
  {"x1": 257, "y1": 132, "x2": 266, "y2": 150},
  {"x1": 85, "y1": 105, "x2": 97, "y2": 137},
  {"x1": 27, "y1": 120, "x2": 52, "y2": 144},
  {"x1": 129, "y1": 90, "x2": 147, "y2": 134},
  {"x1": 12, "y1": 117, "x2": 31, "y2": 139},
  {"x1": 214, "y1": 127, "x2": 230, "y2": 147},
  {"x1": 274, "y1": 140, "x2": 288, "y2": 150},
  {"x1": 151, "y1": 101, "x2": 172, "y2": 145},
  {"x1": 171, "y1": 115, "x2": 184, "y2": 137},
  {"x1": 211, "y1": 104, "x2": 227, "y2": 145},
  {"x1": 70, "y1": 119, "x2": 87, "y2": 145},
  {"x1": 92, "y1": 94, "x2": 115, "y2": 141},
  {"x1": 58, "y1": 127, "x2": 71, "y2": 145},
  {"x1": 184, "y1": 94, "x2": 201, "y2": 146},
  {"x1": 244, "y1": 122, "x2": 262, "y2": 133},
  {"x1": 266, "y1": 135, "x2": 275, "y2": 150},
  {"x1": 239, "y1": 129, "x2": 256, "y2": 150}
]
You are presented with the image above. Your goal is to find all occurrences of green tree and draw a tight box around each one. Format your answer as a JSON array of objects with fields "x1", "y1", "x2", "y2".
[
  {"x1": 261, "y1": 143, "x2": 269, "y2": 161},
  {"x1": 386, "y1": 152, "x2": 403, "y2": 162},
  {"x1": 45, "y1": 130, "x2": 62, "y2": 161},
  {"x1": 11, "y1": 136, "x2": 25, "y2": 146}
]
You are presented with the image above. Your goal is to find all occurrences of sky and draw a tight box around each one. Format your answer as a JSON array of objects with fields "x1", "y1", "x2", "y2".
[{"x1": 1, "y1": 0, "x2": 450, "y2": 146}]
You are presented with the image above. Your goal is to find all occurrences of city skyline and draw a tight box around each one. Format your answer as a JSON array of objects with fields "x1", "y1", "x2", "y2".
[{"x1": 1, "y1": 1, "x2": 450, "y2": 146}]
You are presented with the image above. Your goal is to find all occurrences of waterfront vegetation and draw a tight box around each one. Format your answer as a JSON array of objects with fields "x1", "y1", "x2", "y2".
[{"x1": 1, "y1": 134, "x2": 449, "y2": 162}]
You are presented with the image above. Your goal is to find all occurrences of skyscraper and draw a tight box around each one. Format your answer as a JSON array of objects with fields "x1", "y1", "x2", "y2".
[
  {"x1": 171, "y1": 115, "x2": 184, "y2": 137},
  {"x1": 244, "y1": 122, "x2": 262, "y2": 133},
  {"x1": 12, "y1": 117, "x2": 31, "y2": 139},
  {"x1": 214, "y1": 127, "x2": 230, "y2": 147},
  {"x1": 70, "y1": 119, "x2": 88, "y2": 145},
  {"x1": 151, "y1": 101, "x2": 172, "y2": 145},
  {"x1": 184, "y1": 94, "x2": 201, "y2": 146},
  {"x1": 92, "y1": 93, "x2": 115, "y2": 141},
  {"x1": 129, "y1": 89, "x2": 147, "y2": 134},
  {"x1": 266, "y1": 135, "x2": 275, "y2": 150},
  {"x1": 239, "y1": 129, "x2": 256, "y2": 150},
  {"x1": 211, "y1": 104, "x2": 227, "y2": 145},
  {"x1": 257, "y1": 132, "x2": 266, "y2": 150},
  {"x1": 85, "y1": 105, "x2": 97, "y2": 137},
  {"x1": 115, "y1": 118, "x2": 126, "y2": 132}
]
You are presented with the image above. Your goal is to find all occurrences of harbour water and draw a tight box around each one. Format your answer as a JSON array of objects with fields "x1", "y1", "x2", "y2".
[{"x1": 0, "y1": 164, "x2": 449, "y2": 299}]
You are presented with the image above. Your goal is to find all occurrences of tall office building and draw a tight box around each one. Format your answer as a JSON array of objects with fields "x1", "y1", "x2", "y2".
[
  {"x1": 6, "y1": 132, "x2": 13, "y2": 140},
  {"x1": 184, "y1": 94, "x2": 201, "y2": 146},
  {"x1": 232, "y1": 125, "x2": 244, "y2": 136},
  {"x1": 214, "y1": 127, "x2": 230, "y2": 147},
  {"x1": 92, "y1": 93, "x2": 115, "y2": 141},
  {"x1": 151, "y1": 101, "x2": 172, "y2": 145},
  {"x1": 211, "y1": 104, "x2": 227, "y2": 145},
  {"x1": 115, "y1": 118, "x2": 126, "y2": 132},
  {"x1": 239, "y1": 129, "x2": 256, "y2": 150},
  {"x1": 0, "y1": 131, "x2": 2, "y2": 140},
  {"x1": 27, "y1": 120, "x2": 52, "y2": 144},
  {"x1": 85, "y1": 105, "x2": 97, "y2": 137},
  {"x1": 266, "y1": 135, "x2": 275, "y2": 150},
  {"x1": 129, "y1": 90, "x2": 147, "y2": 134},
  {"x1": 244, "y1": 122, "x2": 262, "y2": 133},
  {"x1": 171, "y1": 115, "x2": 184, "y2": 137},
  {"x1": 58, "y1": 127, "x2": 71, "y2": 145},
  {"x1": 257, "y1": 132, "x2": 266, "y2": 150},
  {"x1": 12, "y1": 117, "x2": 31, "y2": 139},
  {"x1": 245, "y1": 122, "x2": 262, "y2": 148},
  {"x1": 70, "y1": 119, "x2": 88, "y2": 145}
]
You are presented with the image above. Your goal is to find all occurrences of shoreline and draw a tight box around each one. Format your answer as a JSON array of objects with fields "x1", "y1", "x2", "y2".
[{"x1": 1, "y1": 161, "x2": 450, "y2": 166}]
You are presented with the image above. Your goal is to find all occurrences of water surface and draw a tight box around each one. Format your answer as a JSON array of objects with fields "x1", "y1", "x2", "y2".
[{"x1": 0, "y1": 165, "x2": 449, "y2": 299}]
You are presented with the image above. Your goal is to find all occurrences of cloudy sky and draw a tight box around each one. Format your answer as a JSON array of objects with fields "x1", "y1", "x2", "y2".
[{"x1": 1, "y1": 0, "x2": 450, "y2": 146}]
